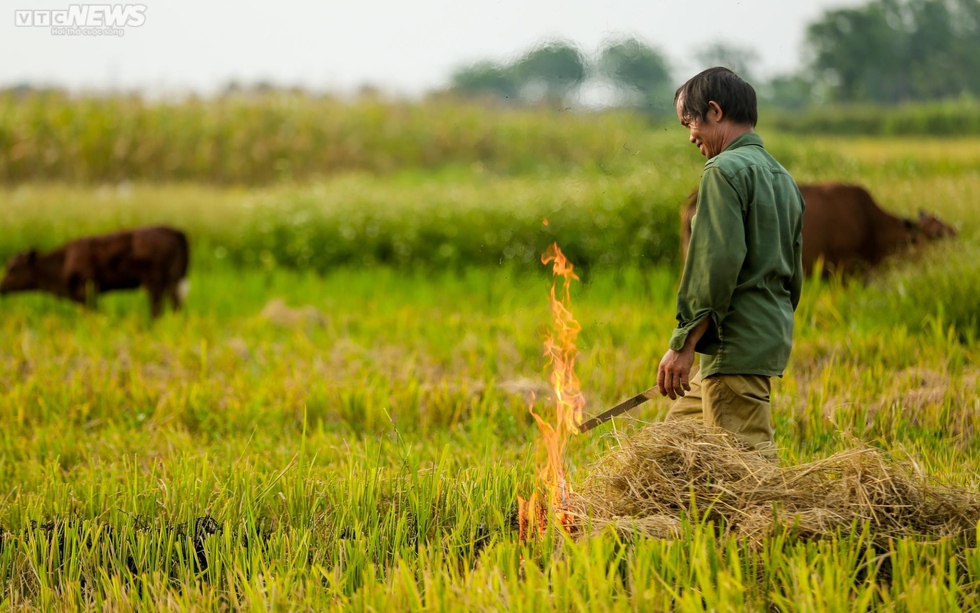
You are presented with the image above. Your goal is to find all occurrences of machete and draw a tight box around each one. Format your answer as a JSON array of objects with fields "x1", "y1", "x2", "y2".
[{"x1": 578, "y1": 386, "x2": 660, "y2": 433}]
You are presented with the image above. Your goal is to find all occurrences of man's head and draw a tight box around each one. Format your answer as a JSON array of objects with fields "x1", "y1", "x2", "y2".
[
  {"x1": 0, "y1": 250, "x2": 39, "y2": 295},
  {"x1": 674, "y1": 67, "x2": 757, "y2": 159}
]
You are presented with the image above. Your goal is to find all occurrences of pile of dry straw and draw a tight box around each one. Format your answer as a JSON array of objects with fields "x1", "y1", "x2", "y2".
[{"x1": 566, "y1": 421, "x2": 980, "y2": 548}]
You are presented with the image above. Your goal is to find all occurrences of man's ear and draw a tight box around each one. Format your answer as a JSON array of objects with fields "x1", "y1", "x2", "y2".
[{"x1": 706, "y1": 100, "x2": 723, "y2": 123}]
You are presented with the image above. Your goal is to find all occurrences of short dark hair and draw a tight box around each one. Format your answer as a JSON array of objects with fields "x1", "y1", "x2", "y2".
[{"x1": 674, "y1": 67, "x2": 758, "y2": 127}]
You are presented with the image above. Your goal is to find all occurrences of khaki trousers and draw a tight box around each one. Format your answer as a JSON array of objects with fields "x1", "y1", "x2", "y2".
[{"x1": 665, "y1": 365, "x2": 777, "y2": 460}]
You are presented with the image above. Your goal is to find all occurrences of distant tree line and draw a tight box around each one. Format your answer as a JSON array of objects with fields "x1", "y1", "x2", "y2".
[
  {"x1": 448, "y1": 0, "x2": 980, "y2": 111},
  {"x1": 448, "y1": 36, "x2": 676, "y2": 114},
  {"x1": 806, "y1": 0, "x2": 980, "y2": 103}
]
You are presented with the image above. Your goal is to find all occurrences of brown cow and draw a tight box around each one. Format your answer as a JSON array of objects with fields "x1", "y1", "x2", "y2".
[
  {"x1": 0, "y1": 226, "x2": 189, "y2": 318},
  {"x1": 680, "y1": 183, "x2": 957, "y2": 277}
]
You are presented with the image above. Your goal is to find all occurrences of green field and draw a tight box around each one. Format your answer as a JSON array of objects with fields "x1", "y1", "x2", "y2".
[{"x1": 1, "y1": 108, "x2": 979, "y2": 610}]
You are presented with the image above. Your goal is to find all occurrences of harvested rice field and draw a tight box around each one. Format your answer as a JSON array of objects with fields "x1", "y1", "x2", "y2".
[{"x1": 1, "y1": 107, "x2": 979, "y2": 610}]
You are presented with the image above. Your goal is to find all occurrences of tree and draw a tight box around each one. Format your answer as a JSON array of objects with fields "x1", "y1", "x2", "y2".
[
  {"x1": 449, "y1": 61, "x2": 520, "y2": 102},
  {"x1": 512, "y1": 41, "x2": 587, "y2": 104},
  {"x1": 760, "y1": 74, "x2": 820, "y2": 109},
  {"x1": 805, "y1": 3, "x2": 907, "y2": 102},
  {"x1": 693, "y1": 42, "x2": 760, "y2": 85},
  {"x1": 597, "y1": 37, "x2": 673, "y2": 111},
  {"x1": 948, "y1": 0, "x2": 980, "y2": 95},
  {"x1": 906, "y1": 0, "x2": 980, "y2": 99},
  {"x1": 804, "y1": 0, "x2": 980, "y2": 103}
]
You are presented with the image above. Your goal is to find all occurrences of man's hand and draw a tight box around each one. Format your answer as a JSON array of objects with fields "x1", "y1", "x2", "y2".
[
  {"x1": 659, "y1": 316, "x2": 711, "y2": 400},
  {"x1": 657, "y1": 347, "x2": 696, "y2": 400}
]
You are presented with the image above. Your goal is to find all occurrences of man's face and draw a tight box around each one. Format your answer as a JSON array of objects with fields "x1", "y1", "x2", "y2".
[{"x1": 676, "y1": 97, "x2": 724, "y2": 159}]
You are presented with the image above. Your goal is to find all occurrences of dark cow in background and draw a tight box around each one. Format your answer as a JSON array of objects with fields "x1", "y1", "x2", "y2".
[
  {"x1": 0, "y1": 226, "x2": 189, "y2": 319},
  {"x1": 680, "y1": 183, "x2": 957, "y2": 277}
]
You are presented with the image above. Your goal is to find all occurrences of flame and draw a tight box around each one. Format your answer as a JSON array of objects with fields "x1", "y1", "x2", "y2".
[{"x1": 518, "y1": 242, "x2": 584, "y2": 540}]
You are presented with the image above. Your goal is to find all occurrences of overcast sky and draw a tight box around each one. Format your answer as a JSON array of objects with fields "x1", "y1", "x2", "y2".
[{"x1": 2, "y1": 0, "x2": 866, "y2": 97}]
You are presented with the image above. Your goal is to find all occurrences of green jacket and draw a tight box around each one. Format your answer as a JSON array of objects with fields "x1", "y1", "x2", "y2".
[{"x1": 669, "y1": 133, "x2": 805, "y2": 378}]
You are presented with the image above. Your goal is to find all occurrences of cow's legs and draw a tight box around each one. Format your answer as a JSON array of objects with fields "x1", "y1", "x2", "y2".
[
  {"x1": 149, "y1": 290, "x2": 164, "y2": 319},
  {"x1": 85, "y1": 281, "x2": 99, "y2": 310},
  {"x1": 67, "y1": 275, "x2": 97, "y2": 309},
  {"x1": 144, "y1": 273, "x2": 166, "y2": 319},
  {"x1": 167, "y1": 282, "x2": 183, "y2": 312}
]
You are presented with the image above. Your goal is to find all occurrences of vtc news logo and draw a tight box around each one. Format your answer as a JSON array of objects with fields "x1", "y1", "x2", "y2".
[{"x1": 14, "y1": 4, "x2": 146, "y2": 36}]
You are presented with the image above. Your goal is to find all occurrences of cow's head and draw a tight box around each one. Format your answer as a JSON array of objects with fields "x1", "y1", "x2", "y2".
[
  {"x1": 0, "y1": 250, "x2": 39, "y2": 294},
  {"x1": 916, "y1": 210, "x2": 957, "y2": 240}
]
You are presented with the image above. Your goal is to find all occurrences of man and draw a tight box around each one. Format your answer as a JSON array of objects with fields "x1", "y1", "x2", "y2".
[{"x1": 657, "y1": 67, "x2": 805, "y2": 460}]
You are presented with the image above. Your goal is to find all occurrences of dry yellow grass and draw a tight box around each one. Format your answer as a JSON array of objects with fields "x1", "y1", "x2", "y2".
[{"x1": 568, "y1": 420, "x2": 980, "y2": 549}]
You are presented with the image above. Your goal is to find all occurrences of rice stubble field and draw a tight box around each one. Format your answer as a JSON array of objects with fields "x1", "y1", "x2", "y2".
[{"x1": 1, "y1": 105, "x2": 979, "y2": 610}]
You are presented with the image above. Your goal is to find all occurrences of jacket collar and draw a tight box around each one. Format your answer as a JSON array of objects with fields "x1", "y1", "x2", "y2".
[{"x1": 723, "y1": 132, "x2": 764, "y2": 152}]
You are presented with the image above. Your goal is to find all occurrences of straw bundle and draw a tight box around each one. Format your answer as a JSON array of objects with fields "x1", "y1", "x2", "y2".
[{"x1": 567, "y1": 421, "x2": 980, "y2": 548}]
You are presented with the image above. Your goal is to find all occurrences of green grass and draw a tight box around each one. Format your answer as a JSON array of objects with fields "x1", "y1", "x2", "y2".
[{"x1": 1, "y1": 132, "x2": 979, "y2": 610}]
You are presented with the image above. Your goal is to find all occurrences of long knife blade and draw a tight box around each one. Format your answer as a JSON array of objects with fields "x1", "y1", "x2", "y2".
[{"x1": 578, "y1": 386, "x2": 660, "y2": 433}]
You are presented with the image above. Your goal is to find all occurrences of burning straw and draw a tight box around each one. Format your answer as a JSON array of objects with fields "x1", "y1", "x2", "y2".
[
  {"x1": 518, "y1": 242, "x2": 585, "y2": 541},
  {"x1": 566, "y1": 420, "x2": 980, "y2": 548}
]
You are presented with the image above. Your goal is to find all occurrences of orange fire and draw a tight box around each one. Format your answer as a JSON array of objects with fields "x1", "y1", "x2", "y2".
[{"x1": 518, "y1": 242, "x2": 584, "y2": 541}]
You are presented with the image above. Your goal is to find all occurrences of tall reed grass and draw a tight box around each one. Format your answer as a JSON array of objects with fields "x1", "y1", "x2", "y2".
[{"x1": 0, "y1": 92, "x2": 654, "y2": 184}]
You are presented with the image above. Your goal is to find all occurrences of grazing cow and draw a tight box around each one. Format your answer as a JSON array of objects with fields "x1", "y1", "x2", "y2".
[
  {"x1": 0, "y1": 226, "x2": 189, "y2": 318},
  {"x1": 680, "y1": 183, "x2": 957, "y2": 277}
]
